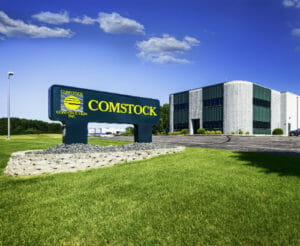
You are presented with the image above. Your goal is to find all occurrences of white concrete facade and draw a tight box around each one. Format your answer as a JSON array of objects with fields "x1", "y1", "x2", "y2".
[
  {"x1": 170, "y1": 80, "x2": 300, "y2": 135},
  {"x1": 188, "y1": 88, "x2": 203, "y2": 134},
  {"x1": 271, "y1": 90, "x2": 281, "y2": 130},
  {"x1": 280, "y1": 92, "x2": 300, "y2": 135},
  {"x1": 223, "y1": 81, "x2": 253, "y2": 134}
]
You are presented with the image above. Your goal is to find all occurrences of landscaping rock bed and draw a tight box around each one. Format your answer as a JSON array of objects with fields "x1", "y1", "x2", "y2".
[{"x1": 4, "y1": 143, "x2": 185, "y2": 177}]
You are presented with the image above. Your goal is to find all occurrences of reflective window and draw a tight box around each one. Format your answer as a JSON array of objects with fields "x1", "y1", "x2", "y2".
[
  {"x1": 253, "y1": 98, "x2": 271, "y2": 108},
  {"x1": 253, "y1": 121, "x2": 271, "y2": 129}
]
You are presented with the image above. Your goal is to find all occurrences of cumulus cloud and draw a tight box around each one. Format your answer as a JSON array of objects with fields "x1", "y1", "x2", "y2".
[
  {"x1": 0, "y1": 11, "x2": 73, "y2": 38},
  {"x1": 136, "y1": 34, "x2": 200, "y2": 64},
  {"x1": 32, "y1": 11, "x2": 70, "y2": 24},
  {"x1": 73, "y1": 15, "x2": 95, "y2": 25},
  {"x1": 292, "y1": 28, "x2": 300, "y2": 37},
  {"x1": 282, "y1": 0, "x2": 300, "y2": 8},
  {"x1": 31, "y1": 11, "x2": 145, "y2": 35},
  {"x1": 98, "y1": 12, "x2": 145, "y2": 34}
]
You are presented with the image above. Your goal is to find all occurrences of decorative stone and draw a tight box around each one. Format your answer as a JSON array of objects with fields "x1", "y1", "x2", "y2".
[{"x1": 4, "y1": 143, "x2": 185, "y2": 177}]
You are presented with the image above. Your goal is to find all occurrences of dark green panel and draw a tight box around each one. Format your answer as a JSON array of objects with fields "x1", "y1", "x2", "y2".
[
  {"x1": 173, "y1": 92, "x2": 189, "y2": 131},
  {"x1": 253, "y1": 128, "x2": 271, "y2": 135},
  {"x1": 253, "y1": 106, "x2": 271, "y2": 122},
  {"x1": 202, "y1": 84, "x2": 223, "y2": 100},
  {"x1": 253, "y1": 84, "x2": 271, "y2": 101},
  {"x1": 202, "y1": 84, "x2": 223, "y2": 131},
  {"x1": 253, "y1": 84, "x2": 271, "y2": 135}
]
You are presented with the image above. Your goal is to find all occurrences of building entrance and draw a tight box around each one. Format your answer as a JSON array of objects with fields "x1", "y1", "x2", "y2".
[{"x1": 192, "y1": 119, "x2": 200, "y2": 134}]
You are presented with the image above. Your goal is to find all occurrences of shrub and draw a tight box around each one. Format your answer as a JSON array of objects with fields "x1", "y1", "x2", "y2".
[
  {"x1": 215, "y1": 130, "x2": 222, "y2": 135},
  {"x1": 230, "y1": 130, "x2": 235, "y2": 135},
  {"x1": 197, "y1": 128, "x2": 206, "y2": 134},
  {"x1": 239, "y1": 129, "x2": 244, "y2": 135},
  {"x1": 246, "y1": 131, "x2": 250, "y2": 135},
  {"x1": 205, "y1": 130, "x2": 211, "y2": 134},
  {"x1": 210, "y1": 130, "x2": 216, "y2": 134},
  {"x1": 181, "y1": 129, "x2": 189, "y2": 134},
  {"x1": 169, "y1": 131, "x2": 181, "y2": 135},
  {"x1": 121, "y1": 127, "x2": 134, "y2": 136},
  {"x1": 272, "y1": 128, "x2": 284, "y2": 135}
]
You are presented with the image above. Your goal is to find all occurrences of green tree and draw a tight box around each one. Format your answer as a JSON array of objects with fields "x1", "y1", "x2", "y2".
[
  {"x1": 152, "y1": 104, "x2": 169, "y2": 134},
  {"x1": 0, "y1": 118, "x2": 62, "y2": 135}
]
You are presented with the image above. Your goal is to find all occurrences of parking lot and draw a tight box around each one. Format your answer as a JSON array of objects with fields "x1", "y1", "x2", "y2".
[{"x1": 113, "y1": 135, "x2": 300, "y2": 156}]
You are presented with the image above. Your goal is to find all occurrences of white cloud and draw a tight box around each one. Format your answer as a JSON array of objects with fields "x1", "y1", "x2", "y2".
[
  {"x1": 292, "y1": 28, "x2": 300, "y2": 37},
  {"x1": 136, "y1": 34, "x2": 200, "y2": 64},
  {"x1": 31, "y1": 11, "x2": 145, "y2": 35},
  {"x1": 98, "y1": 12, "x2": 145, "y2": 34},
  {"x1": 73, "y1": 15, "x2": 95, "y2": 25},
  {"x1": 32, "y1": 11, "x2": 70, "y2": 25},
  {"x1": 282, "y1": 0, "x2": 300, "y2": 8},
  {"x1": 184, "y1": 36, "x2": 201, "y2": 45},
  {"x1": 0, "y1": 11, "x2": 73, "y2": 38}
]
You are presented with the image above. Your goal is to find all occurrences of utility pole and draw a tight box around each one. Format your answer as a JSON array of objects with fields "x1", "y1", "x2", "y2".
[{"x1": 7, "y1": 72, "x2": 14, "y2": 140}]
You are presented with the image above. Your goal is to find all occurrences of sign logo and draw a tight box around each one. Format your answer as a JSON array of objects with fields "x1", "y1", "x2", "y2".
[
  {"x1": 61, "y1": 90, "x2": 84, "y2": 113},
  {"x1": 64, "y1": 96, "x2": 81, "y2": 110}
]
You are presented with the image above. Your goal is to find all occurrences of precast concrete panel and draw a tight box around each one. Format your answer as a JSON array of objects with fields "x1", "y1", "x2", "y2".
[
  {"x1": 169, "y1": 94, "x2": 174, "y2": 132},
  {"x1": 189, "y1": 89, "x2": 202, "y2": 134},
  {"x1": 281, "y1": 92, "x2": 299, "y2": 135},
  {"x1": 271, "y1": 90, "x2": 281, "y2": 131},
  {"x1": 223, "y1": 81, "x2": 253, "y2": 134},
  {"x1": 286, "y1": 92, "x2": 298, "y2": 132},
  {"x1": 280, "y1": 93, "x2": 287, "y2": 135}
]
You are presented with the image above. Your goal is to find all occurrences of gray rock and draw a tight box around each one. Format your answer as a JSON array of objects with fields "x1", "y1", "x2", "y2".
[
  {"x1": 34, "y1": 143, "x2": 175, "y2": 155},
  {"x1": 4, "y1": 144, "x2": 185, "y2": 177}
]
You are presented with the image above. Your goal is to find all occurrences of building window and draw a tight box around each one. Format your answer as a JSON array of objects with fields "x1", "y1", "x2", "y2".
[
  {"x1": 174, "y1": 103, "x2": 189, "y2": 111},
  {"x1": 203, "y1": 121, "x2": 223, "y2": 130},
  {"x1": 203, "y1": 97, "x2": 223, "y2": 107},
  {"x1": 253, "y1": 98, "x2": 270, "y2": 108},
  {"x1": 173, "y1": 92, "x2": 189, "y2": 131},
  {"x1": 253, "y1": 84, "x2": 271, "y2": 135},
  {"x1": 253, "y1": 121, "x2": 270, "y2": 129},
  {"x1": 202, "y1": 84, "x2": 224, "y2": 132}
]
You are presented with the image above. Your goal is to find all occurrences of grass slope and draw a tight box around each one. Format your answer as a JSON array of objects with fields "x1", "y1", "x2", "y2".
[{"x1": 0, "y1": 135, "x2": 300, "y2": 245}]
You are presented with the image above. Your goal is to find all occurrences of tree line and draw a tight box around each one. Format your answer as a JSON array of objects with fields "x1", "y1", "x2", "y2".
[{"x1": 0, "y1": 118, "x2": 62, "y2": 135}]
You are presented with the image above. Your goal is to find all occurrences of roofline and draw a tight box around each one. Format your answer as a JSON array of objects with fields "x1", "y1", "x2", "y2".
[
  {"x1": 281, "y1": 91, "x2": 300, "y2": 96},
  {"x1": 170, "y1": 80, "x2": 299, "y2": 96}
]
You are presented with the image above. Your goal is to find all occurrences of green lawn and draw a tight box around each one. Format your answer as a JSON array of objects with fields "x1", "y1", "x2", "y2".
[{"x1": 0, "y1": 135, "x2": 300, "y2": 245}]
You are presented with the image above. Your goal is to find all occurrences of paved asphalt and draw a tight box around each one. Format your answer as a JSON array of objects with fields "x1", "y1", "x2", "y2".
[{"x1": 110, "y1": 135, "x2": 300, "y2": 157}]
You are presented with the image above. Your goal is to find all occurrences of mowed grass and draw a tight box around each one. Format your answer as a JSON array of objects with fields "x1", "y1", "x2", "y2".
[{"x1": 0, "y1": 135, "x2": 300, "y2": 245}]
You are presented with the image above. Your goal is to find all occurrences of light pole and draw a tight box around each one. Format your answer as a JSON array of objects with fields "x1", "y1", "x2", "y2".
[{"x1": 7, "y1": 72, "x2": 14, "y2": 140}]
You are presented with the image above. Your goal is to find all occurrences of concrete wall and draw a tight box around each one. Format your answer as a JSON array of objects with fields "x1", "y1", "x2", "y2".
[
  {"x1": 169, "y1": 94, "x2": 174, "y2": 132},
  {"x1": 298, "y1": 96, "x2": 300, "y2": 129},
  {"x1": 188, "y1": 88, "x2": 202, "y2": 134},
  {"x1": 281, "y1": 92, "x2": 299, "y2": 135},
  {"x1": 287, "y1": 92, "x2": 298, "y2": 132},
  {"x1": 271, "y1": 90, "x2": 281, "y2": 131},
  {"x1": 223, "y1": 81, "x2": 253, "y2": 134},
  {"x1": 280, "y1": 93, "x2": 287, "y2": 135}
]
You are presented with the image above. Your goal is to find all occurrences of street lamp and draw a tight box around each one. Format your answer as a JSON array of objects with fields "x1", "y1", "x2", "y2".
[{"x1": 7, "y1": 72, "x2": 14, "y2": 140}]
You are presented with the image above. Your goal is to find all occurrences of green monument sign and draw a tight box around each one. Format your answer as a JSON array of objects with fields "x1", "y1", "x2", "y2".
[{"x1": 49, "y1": 85, "x2": 160, "y2": 144}]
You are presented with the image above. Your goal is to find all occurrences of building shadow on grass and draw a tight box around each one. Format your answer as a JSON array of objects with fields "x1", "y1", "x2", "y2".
[{"x1": 233, "y1": 151, "x2": 300, "y2": 177}]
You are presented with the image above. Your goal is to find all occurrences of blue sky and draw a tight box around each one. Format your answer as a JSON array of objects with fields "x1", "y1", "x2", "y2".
[{"x1": 0, "y1": 0, "x2": 300, "y2": 128}]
